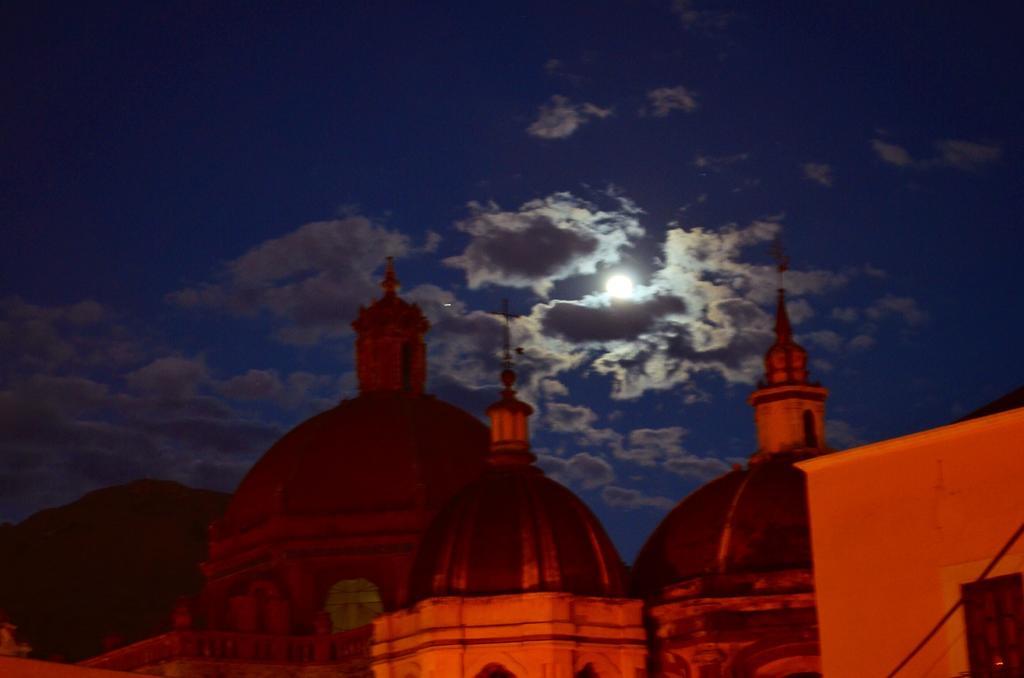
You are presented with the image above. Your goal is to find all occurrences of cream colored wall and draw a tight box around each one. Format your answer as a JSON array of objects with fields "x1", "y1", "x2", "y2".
[
  {"x1": 751, "y1": 386, "x2": 826, "y2": 453},
  {"x1": 372, "y1": 593, "x2": 647, "y2": 678},
  {"x1": 798, "y1": 408, "x2": 1024, "y2": 678}
]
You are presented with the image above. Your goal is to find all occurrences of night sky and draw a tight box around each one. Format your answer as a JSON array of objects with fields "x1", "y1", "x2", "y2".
[{"x1": 3, "y1": 1, "x2": 1021, "y2": 560}]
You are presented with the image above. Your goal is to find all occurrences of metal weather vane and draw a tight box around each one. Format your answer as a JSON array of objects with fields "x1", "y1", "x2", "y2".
[{"x1": 488, "y1": 298, "x2": 524, "y2": 369}]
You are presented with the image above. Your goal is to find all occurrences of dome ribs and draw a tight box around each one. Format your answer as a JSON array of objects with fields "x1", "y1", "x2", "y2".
[
  {"x1": 714, "y1": 467, "x2": 757, "y2": 574},
  {"x1": 523, "y1": 474, "x2": 562, "y2": 591}
]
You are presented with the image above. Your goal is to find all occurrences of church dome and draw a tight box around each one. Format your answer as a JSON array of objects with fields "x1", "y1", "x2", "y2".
[
  {"x1": 409, "y1": 368, "x2": 627, "y2": 602},
  {"x1": 409, "y1": 466, "x2": 626, "y2": 602},
  {"x1": 215, "y1": 258, "x2": 489, "y2": 536},
  {"x1": 633, "y1": 271, "x2": 830, "y2": 601},
  {"x1": 220, "y1": 393, "x2": 488, "y2": 535},
  {"x1": 630, "y1": 455, "x2": 813, "y2": 600}
]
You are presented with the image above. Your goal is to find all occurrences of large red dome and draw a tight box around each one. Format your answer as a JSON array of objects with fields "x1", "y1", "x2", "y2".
[
  {"x1": 631, "y1": 454, "x2": 813, "y2": 600},
  {"x1": 220, "y1": 393, "x2": 488, "y2": 536},
  {"x1": 409, "y1": 466, "x2": 627, "y2": 602}
]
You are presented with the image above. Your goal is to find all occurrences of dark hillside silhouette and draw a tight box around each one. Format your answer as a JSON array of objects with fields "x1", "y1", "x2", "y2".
[{"x1": 0, "y1": 479, "x2": 229, "y2": 661}]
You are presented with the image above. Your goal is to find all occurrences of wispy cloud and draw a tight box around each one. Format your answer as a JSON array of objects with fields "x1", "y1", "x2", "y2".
[
  {"x1": 871, "y1": 137, "x2": 1001, "y2": 171},
  {"x1": 670, "y1": 0, "x2": 737, "y2": 32},
  {"x1": 693, "y1": 152, "x2": 749, "y2": 171},
  {"x1": 0, "y1": 298, "x2": 343, "y2": 521},
  {"x1": 803, "y1": 162, "x2": 834, "y2": 187},
  {"x1": 871, "y1": 139, "x2": 914, "y2": 167},
  {"x1": 645, "y1": 86, "x2": 700, "y2": 116},
  {"x1": 167, "y1": 216, "x2": 422, "y2": 345},
  {"x1": 601, "y1": 485, "x2": 675, "y2": 510},
  {"x1": 934, "y1": 139, "x2": 1002, "y2": 171},
  {"x1": 866, "y1": 294, "x2": 928, "y2": 326},
  {"x1": 526, "y1": 95, "x2": 612, "y2": 139},
  {"x1": 539, "y1": 451, "x2": 616, "y2": 489}
]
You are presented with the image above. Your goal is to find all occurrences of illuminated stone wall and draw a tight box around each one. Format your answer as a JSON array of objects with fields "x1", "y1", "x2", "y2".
[
  {"x1": 371, "y1": 592, "x2": 647, "y2": 677},
  {"x1": 800, "y1": 407, "x2": 1024, "y2": 677}
]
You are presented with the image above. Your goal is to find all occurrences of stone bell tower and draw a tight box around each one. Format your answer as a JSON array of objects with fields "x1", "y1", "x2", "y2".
[
  {"x1": 748, "y1": 257, "x2": 829, "y2": 461},
  {"x1": 351, "y1": 257, "x2": 430, "y2": 395}
]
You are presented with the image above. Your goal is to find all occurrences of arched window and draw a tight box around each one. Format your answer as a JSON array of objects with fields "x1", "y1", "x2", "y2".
[
  {"x1": 577, "y1": 664, "x2": 598, "y2": 678},
  {"x1": 476, "y1": 665, "x2": 515, "y2": 678},
  {"x1": 802, "y1": 410, "x2": 818, "y2": 448},
  {"x1": 323, "y1": 578, "x2": 383, "y2": 632}
]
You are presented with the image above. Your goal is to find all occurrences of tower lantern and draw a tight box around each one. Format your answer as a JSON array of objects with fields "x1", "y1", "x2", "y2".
[{"x1": 351, "y1": 258, "x2": 430, "y2": 394}]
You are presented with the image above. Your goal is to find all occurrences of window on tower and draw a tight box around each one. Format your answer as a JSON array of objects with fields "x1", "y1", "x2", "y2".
[
  {"x1": 962, "y1": 573, "x2": 1024, "y2": 677},
  {"x1": 803, "y1": 410, "x2": 818, "y2": 448}
]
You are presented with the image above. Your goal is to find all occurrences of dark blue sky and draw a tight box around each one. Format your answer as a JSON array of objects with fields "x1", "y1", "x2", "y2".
[{"x1": 2, "y1": 1, "x2": 1021, "y2": 560}]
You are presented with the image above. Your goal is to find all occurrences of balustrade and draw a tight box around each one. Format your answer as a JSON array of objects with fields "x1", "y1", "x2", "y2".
[{"x1": 81, "y1": 624, "x2": 372, "y2": 671}]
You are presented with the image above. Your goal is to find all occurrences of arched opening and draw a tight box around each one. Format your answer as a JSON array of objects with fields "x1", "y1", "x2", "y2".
[
  {"x1": 577, "y1": 664, "x2": 598, "y2": 678},
  {"x1": 476, "y1": 665, "x2": 515, "y2": 678},
  {"x1": 802, "y1": 410, "x2": 818, "y2": 448},
  {"x1": 323, "y1": 578, "x2": 383, "y2": 632},
  {"x1": 401, "y1": 342, "x2": 412, "y2": 391}
]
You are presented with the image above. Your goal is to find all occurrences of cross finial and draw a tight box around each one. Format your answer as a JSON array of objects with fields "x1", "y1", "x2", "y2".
[
  {"x1": 488, "y1": 298, "x2": 523, "y2": 370},
  {"x1": 770, "y1": 237, "x2": 789, "y2": 290}
]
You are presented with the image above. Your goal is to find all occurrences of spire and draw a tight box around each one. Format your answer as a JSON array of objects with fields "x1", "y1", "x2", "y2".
[
  {"x1": 381, "y1": 256, "x2": 399, "y2": 297},
  {"x1": 351, "y1": 259, "x2": 429, "y2": 394},
  {"x1": 763, "y1": 241, "x2": 808, "y2": 386},
  {"x1": 484, "y1": 301, "x2": 535, "y2": 467},
  {"x1": 774, "y1": 287, "x2": 793, "y2": 345}
]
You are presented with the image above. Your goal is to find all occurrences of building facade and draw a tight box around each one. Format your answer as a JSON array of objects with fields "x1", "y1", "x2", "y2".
[
  {"x1": 81, "y1": 263, "x2": 828, "y2": 678},
  {"x1": 799, "y1": 397, "x2": 1024, "y2": 678}
]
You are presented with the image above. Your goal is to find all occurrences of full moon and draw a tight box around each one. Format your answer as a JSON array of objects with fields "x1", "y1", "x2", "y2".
[{"x1": 605, "y1": 274, "x2": 635, "y2": 299}]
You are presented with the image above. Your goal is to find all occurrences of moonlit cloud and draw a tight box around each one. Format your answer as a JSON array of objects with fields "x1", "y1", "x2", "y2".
[
  {"x1": 125, "y1": 356, "x2": 209, "y2": 400},
  {"x1": 693, "y1": 152, "x2": 749, "y2": 171},
  {"x1": 646, "y1": 86, "x2": 699, "y2": 116},
  {"x1": 539, "y1": 378, "x2": 570, "y2": 398},
  {"x1": 831, "y1": 306, "x2": 859, "y2": 323},
  {"x1": 444, "y1": 192, "x2": 643, "y2": 296},
  {"x1": 847, "y1": 334, "x2": 876, "y2": 351},
  {"x1": 526, "y1": 95, "x2": 612, "y2": 139},
  {"x1": 615, "y1": 426, "x2": 687, "y2": 465},
  {"x1": 934, "y1": 139, "x2": 1002, "y2": 171},
  {"x1": 540, "y1": 295, "x2": 686, "y2": 343},
  {"x1": 0, "y1": 298, "x2": 340, "y2": 521},
  {"x1": 871, "y1": 137, "x2": 1001, "y2": 171},
  {"x1": 803, "y1": 162, "x2": 834, "y2": 187},
  {"x1": 572, "y1": 218, "x2": 848, "y2": 399},
  {"x1": 866, "y1": 294, "x2": 928, "y2": 326},
  {"x1": 670, "y1": 0, "x2": 737, "y2": 32},
  {"x1": 539, "y1": 451, "x2": 616, "y2": 489},
  {"x1": 543, "y1": 402, "x2": 623, "y2": 449},
  {"x1": 801, "y1": 329, "x2": 844, "y2": 353},
  {"x1": 168, "y1": 217, "x2": 417, "y2": 344},
  {"x1": 871, "y1": 139, "x2": 914, "y2": 166},
  {"x1": 601, "y1": 485, "x2": 675, "y2": 511}
]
